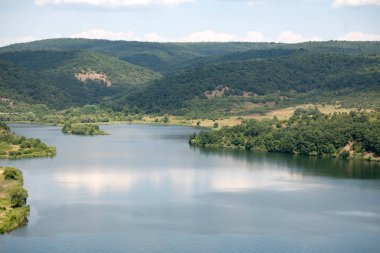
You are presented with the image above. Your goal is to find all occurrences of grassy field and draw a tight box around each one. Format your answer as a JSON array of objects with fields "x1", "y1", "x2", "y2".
[
  {"x1": 3, "y1": 103, "x2": 365, "y2": 130},
  {"x1": 97, "y1": 104, "x2": 363, "y2": 129},
  {"x1": 252, "y1": 104, "x2": 364, "y2": 121},
  {"x1": 0, "y1": 142, "x2": 56, "y2": 159},
  {"x1": 0, "y1": 167, "x2": 29, "y2": 234}
]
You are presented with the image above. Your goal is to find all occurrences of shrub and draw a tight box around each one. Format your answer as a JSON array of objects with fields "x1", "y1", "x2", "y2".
[
  {"x1": 162, "y1": 116, "x2": 169, "y2": 123},
  {"x1": 4, "y1": 167, "x2": 21, "y2": 181},
  {"x1": 10, "y1": 187, "x2": 28, "y2": 208},
  {"x1": 339, "y1": 150, "x2": 350, "y2": 159}
]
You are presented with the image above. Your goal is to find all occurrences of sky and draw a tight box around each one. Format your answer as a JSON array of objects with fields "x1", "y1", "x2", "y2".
[{"x1": 0, "y1": 0, "x2": 379, "y2": 46}]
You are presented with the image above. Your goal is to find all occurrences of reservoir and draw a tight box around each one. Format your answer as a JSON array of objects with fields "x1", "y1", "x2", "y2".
[{"x1": 1, "y1": 124, "x2": 380, "y2": 253}]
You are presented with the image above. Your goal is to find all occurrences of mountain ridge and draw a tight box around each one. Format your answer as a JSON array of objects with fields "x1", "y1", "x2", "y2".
[{"x1": 0, "y1": 39, "x2": 379, "y2": 113}]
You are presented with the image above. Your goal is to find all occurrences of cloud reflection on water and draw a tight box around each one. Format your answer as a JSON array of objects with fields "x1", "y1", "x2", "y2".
[{"x1": 54, "y1": 166, "x2": 326, "y2": 197}]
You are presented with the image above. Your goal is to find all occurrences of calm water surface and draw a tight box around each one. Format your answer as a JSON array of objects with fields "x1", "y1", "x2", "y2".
[{"x1": 1, "y1": 124, "x2": 380, "y2": 253}]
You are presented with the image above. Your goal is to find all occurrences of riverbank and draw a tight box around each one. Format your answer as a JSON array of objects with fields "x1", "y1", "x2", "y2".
[
  {"x1": 2, "y1": 104, "x2": 365, "y2": 129},
  {"x1": 192, "y1": 144, "x2": 380, "y2": 163},
  {"x1": 0, "y1": 122, "x2": 56, "y2": 159},
  {"x1": 0, "y1": 167, "x2": 29, "y2": 234},
  {"x1": 189, "y1": 110, "x2": 380, "y2": 163}
]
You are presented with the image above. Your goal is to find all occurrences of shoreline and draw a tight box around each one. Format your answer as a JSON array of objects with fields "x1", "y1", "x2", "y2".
[
  {"x1": 0, "y1": 167, "x2": 29, "y2": 234},
  {"x1": 5, "y1": 119, "x2": 211, "y2": 129},
  {"x1": 4, "y1": 119, "x2": 379, "y2": 163},
  {"x1": 192, "y1": 144, "x2": 380, "y2": 163}
]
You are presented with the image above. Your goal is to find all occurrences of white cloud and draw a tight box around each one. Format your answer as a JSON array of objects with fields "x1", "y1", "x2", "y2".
[
  {"x1": 332, "y1": 0, "x2": 380, "y2": 7},
  {"x1": 71, "y1": 29, "x2": 320, "y2": 43},
  {"x1": 70, "y1": 28, "x2": 169, "y2": 41},
  {"x1": 4, "y1": 29, "x2": 378, "y2": 47},
  {"x1": 337, "y1": 31, "x2": 380, "y2": 41},
  {"x1": 276, "y1": 31, "x2": 321, "y2": 43},
  {"x1": 69, "y1": 29, "x2": 273, "y2": 43},
  {"x1": 143, "y1": 33, "x2": 168, "y2": 42},
  {"x1": 71, "y1": 29, "x2": 139, "y2": 40},
  {"x1": 35, "y1": 0, "x2": 195, "y2": 9},
  {"x1": 0, "y1": 36, "x2": 39, "y2": 47},
  {"x1": 242, "y1": 31, "x2": 269, "y2": 42},
  {"x1": 176, "y1": 30, "x2": 238, "y2": 42}
]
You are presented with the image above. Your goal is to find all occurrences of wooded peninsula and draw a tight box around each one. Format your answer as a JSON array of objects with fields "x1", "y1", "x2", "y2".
[
  {"x1": 0, "y1": 122, "x2": 56, "y2": 159},
  {"x1": 189, "y1": 109, "x2": 380, "y2": 161}
]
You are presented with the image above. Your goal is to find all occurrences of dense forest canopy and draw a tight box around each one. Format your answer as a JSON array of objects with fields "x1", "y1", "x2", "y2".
[
  {"x1": 0, "y1": 39, "x2": 379, "y2": 114},
  {"x1": 189, "y1": 110, "x2": 380, "y2": 159},
  {"x1": 0, "y1": 50, "x2": 161, "y2": 109},
  {"x1": 121, "y1": 52, "x2": 380, "y2": 113}
]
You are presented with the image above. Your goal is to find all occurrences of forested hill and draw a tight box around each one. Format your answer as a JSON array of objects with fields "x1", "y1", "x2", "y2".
[
  {"x1": 0, "y1": 50, "x2": 161, "y2": 85},
  {"x1": 0, "y1": 50, "x2": 161, "y2": 108},
  {"x1": 0, "y1": 39, "x2": 379, "y2": 112},
  {"x1": 0, "y1": 39, "x2": 264, "y2": 73},
  {"x1": 0, "y1": 61, "x2": 72, "y2": 108},
  {"x1": 1, "y1": 39, "x2": 379, "y2": 73},
  {"x1": 121, "y1": 52, "x2": 380, "y2": 113}
]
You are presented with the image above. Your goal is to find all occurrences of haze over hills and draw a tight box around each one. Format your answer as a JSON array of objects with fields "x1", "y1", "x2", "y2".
[{"x1": 0, "y1": 38, "x2": 379, "y2": 114}]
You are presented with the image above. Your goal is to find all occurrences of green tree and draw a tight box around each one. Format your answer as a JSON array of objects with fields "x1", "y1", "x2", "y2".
[
  {"x1": 10, "y1": 187, "x2": 28, "y2": 208},
  {"x1": 162, "y1": 116, "x2": 169, "y2": 123},
  {"x1": 4, "y1": 167, "x2": 22, "y2": 181}
]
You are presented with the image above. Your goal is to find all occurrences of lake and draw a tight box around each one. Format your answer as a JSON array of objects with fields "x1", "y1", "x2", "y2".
[{"x1": 1, "y1": 124, "x2": 380, "y2": 253}]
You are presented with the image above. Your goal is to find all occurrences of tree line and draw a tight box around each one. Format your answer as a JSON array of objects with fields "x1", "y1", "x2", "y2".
[{"x1": 189, "y1": 109, "x2": 380, "y2": 160}]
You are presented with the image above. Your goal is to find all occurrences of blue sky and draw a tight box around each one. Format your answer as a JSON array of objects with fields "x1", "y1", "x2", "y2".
[{"x1": 0, "y1": 0, "x2": 379, "y2": 46}]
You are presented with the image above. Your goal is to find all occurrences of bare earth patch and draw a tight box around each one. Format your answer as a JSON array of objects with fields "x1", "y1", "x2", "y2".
[
  {"x1": 343, "y1": 141, "x2": 353, "y2": 152},
  {"x1": 363, "y1": 152, "x2": 380, "y2": 161},
  {"x1": 205, "y1": 86, "x2": 230, "y2": 98},
  {"x1": 75, "y1": 70, "x2": 112, "y2": 87},
  {"x1": 229, "y1": 102, "x2": 264, "y2": 114},
  {"x1": 0, "y1": 97, "x2": 14, "y2": 106}
]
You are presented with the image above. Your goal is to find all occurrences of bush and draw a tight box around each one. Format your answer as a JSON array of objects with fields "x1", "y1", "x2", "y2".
[
  {"x1": 4, "y1": 167, "x2": 21, "y2": 181},
  {"x1": 10, "y1": 187, "x2": 28, "y2": 208},
  {"x1": 0, "y1": 122, "x2": 10, "y2": 132},
  {"x1": 162, "y1": 116, "x2": 169, "y2": 123},
  {"x1": 339, "y1": 150, "x2": 350, "y2": 159}
]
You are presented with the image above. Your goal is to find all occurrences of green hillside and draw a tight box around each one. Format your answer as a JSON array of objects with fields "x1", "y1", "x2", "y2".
[
  {"x1": 0, "y1": 50, "x2": 161, "y2": 108},
  {"x1": 1, "y1": 39, "x2": 379, "y2": 73},
  {"x1": 0, "y1": 50, "x2": 77, "y2": 71},
  {"x1": 0, "y1": 50, "x2": 161, "y2": 85},
  {"x1": 0, "y1": 61, "x2": 72, "y2": 108},
  {"x1": 0, "y1": 39, "x2": 379, "y2": 113},
  {"x1": 121, "y1": 52, "x2": 380, "y2": 113},
  {"x1": 0, "y1": 39, "x2": 259, "y2": 73}
]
